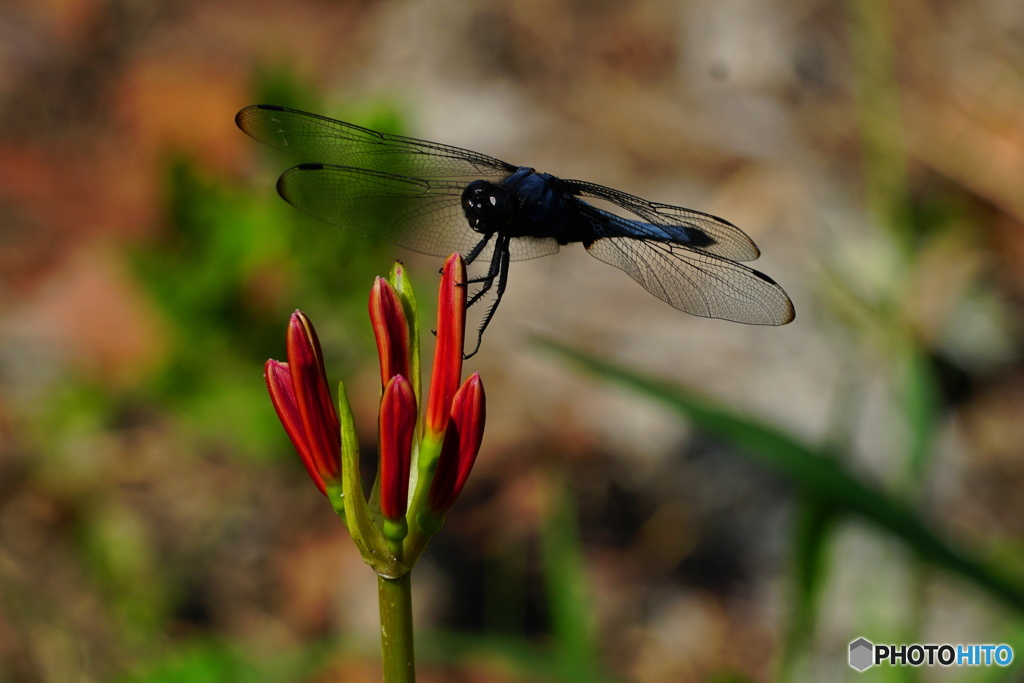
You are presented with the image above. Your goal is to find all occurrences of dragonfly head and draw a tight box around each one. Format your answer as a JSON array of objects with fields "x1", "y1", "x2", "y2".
[{"x1": 462, "y1": 180, "x2": 512, "y2": 232}]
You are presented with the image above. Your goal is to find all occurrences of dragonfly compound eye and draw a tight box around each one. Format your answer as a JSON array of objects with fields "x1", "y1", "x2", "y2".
[{"x1": 461, "y1": 180, "x2": 512, "y2": 231}]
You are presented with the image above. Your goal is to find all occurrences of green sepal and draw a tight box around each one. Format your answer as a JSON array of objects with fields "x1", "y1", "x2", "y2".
[
  {"x1": 338, "y1": 381, "x2": 409, "y2": 578},
  {"x1": 402, "y1": 433, "x2": 444, "y2": 564}
]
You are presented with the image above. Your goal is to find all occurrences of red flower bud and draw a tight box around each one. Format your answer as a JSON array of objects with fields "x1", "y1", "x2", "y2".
[
  {"x1": 428, "y1": 373, "x2": 485, "y2": 513},
  {"x1": 426, "y1": 253, "x2": 466, "y2": 438},
  {"x1": 368, "y1": 277, "x2": 410, "y2": 386},
  {"x1": 379, "y1": 375, "x2": 417, "y2": 520},
  {"x1": 266, "y1": 360, "x2": 327, "y2": 495},
  {"x1": 266, "y1": 311, "x2": 341, "y2": 494}
]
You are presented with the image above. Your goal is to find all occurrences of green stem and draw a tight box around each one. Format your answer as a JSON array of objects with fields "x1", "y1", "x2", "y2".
[{"x1": 378, "y1": 573, "x2": 416, "y2": 682}]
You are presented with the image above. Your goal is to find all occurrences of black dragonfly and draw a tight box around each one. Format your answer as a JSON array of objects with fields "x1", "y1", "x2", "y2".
[{"x1": 236, "y1": 105, "x2": 795, "y2": 355}]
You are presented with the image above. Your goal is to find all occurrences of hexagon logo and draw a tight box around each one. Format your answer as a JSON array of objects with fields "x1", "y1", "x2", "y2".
[{"x1": 849, "y1": 638, "x2": 874, "y2": 671}]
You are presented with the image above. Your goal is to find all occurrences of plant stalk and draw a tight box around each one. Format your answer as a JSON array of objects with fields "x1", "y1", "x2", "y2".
[{"x1": 378, "y1": 573, "x2": 416, "y2": 682}]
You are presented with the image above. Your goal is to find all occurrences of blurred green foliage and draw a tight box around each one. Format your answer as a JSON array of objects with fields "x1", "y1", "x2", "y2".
[
  {"x1": 132, "y1": 150, "x2": 392, "y2": 456},
  {"x1": 116, "y1": 639, "x2": 326, "y2": 683}
]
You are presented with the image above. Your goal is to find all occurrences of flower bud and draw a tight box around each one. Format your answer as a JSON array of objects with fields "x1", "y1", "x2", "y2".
[
  {"x1": 379, "y1": 375, "x2": 417, "y2": 521},
  {"x1": 266, "y1": 311, "x2": 342, "y2": 494},
  {"x1": 425, "y1": 253, "x2": 466, "y2": 438},
  {"x1": 428, "y1": 373, "x2": 485, "y2": 513},
  {"x1": 369, "y1": 277, "x2": 411, "y2": 386}
]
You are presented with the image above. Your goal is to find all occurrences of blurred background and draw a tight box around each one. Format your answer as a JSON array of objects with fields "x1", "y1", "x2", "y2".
[{"x1": 2, "y1": 0, "x2": 1024, "y2": 680}]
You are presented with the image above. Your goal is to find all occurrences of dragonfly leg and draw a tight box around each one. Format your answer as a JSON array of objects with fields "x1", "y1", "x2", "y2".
[
  {"x1": 464, "y1": 234, "x2": 511, "y2": 358},
  {"x1": 465, "y1": 240, "x2": 504, "y2": 308},
  {"x1": 462, "y1": 233, "x2": 493, "y2": 267}
]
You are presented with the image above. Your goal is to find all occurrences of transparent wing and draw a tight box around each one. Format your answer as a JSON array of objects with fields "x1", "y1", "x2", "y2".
[
  {"x1": 580, "y1": 207, "x2": 794, "y2": 325},
  {"x1": 279, "y1": 164, "x2": 483, "y2": 257},
  {"x1": 507, "y1": 236, "x2": 560, "y2": 261},
  {"x1": 561, "y1": 179, "x2": 760, "y2": 262},
  {"x1": 279, "y1": 164, "x2": 558, "y2": 261},
  {"x1": 237, "y1": 105, "x2": 519, "y2": 181}
]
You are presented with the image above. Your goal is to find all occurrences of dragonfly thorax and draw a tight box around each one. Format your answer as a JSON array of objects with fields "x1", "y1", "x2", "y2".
[{"x1": 461, "y1": 180, "x2": 513, "y2": 233}]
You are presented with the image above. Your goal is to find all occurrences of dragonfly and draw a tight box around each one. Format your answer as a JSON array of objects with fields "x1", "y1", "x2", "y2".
[{"x1": 236, "y1": 104, "x2": 795, "y2": 355}]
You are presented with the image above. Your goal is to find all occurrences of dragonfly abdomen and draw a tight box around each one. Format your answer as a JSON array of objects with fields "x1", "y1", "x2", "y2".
[{"x1": 631, "y1": 221, "x2": 718, "y2": 248}]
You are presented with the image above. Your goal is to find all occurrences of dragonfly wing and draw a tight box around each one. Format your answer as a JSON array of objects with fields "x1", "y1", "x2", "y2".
[
  {"x1": 278, "y1": 164, "x2": 491, "y2": 257},
  {"x1": 280, "y1": 163, "x2": 560, "y2": 263},
  {"x1": 561, "y1": 179, "x2": 761, "y2": 262},
  {"x1": 237, "y1": 105, "x2": 518, "y2": 181},
  {"x1": 508, "y1": 236, "x2": 560, "y2": 261},
  {"x1": 580, "y1": 208, "x2": 794, "y2": 325}
]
